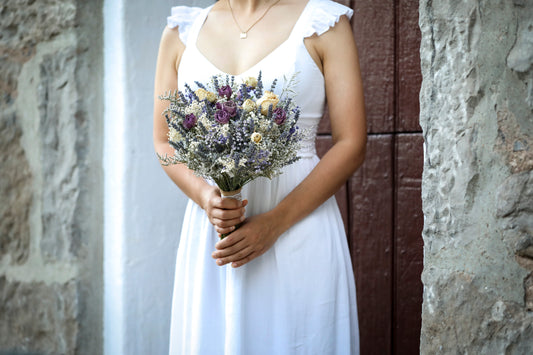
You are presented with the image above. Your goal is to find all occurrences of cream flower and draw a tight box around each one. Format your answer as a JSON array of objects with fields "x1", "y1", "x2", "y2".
[
  {"x1": 218, "y1": 157, "x2": 236, "y2": 176},
  {"x1": 198, "y1": 113, "x2": 210, "y2": 127},
  {"x1": 251, "y1": 132, "x2": 262, "y2": 144},
  {"x1": 256, "y1": 91, "x2": 279, "y2": 115},
  {"x1": 242, "y1": 99, "x2": 257, "y2": 112},
  {"x1": 168, "y1": 127, "x2": 183, "y2": 142},
  {"x1": 185, "y1": 101, "x2": 202, "y2": 116},
  {"x1": 195, "y1": 88, "x2": 217, "y2": 102},
  {"x1": 243, "y1": 76, "x2": 258, "y2": 88}
]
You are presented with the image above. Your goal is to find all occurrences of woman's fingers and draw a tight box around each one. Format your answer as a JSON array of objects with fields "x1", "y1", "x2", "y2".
[
  {"x1": 230, "y1": 252, "x2": 258, "y2": 268},
  {"x1": 213, "y1": 224, "x2": 262, "y2": 265},
  {"x1": 213, "y1": 242, "x2": 254, "y2": 266},
  {"x1": 215, "y1": 225, "x2": 236, "y2": 235},
  {"x1": 214, "y1": 246, "x2": 261, "y2": 268},
  {"x1": 212, "y1": 215, "x2": 245, "y2": 229},
  {"x1": 205, "y1": 194, "x2": 248, "y2": 230},
  {"x1": 216, "y1": 198, "x2": 248, "y2": 210},
  {"x1": 212, "y1": 213, "x2": 281, "y2": 268},
  {"x1": 210, "y1": 207, "x2": 246, "y2": 221},
  {"x1": 214, "y1": 226, "x2": 248, "y2": 249},
  {"x1": 212, "y1": 236, "x2": 247, "y2": 258}
]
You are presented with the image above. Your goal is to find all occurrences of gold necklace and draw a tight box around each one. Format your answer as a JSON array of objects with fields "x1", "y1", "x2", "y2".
[{"x1": 228, "y1": 0, "x2": 282, "y2": 39}]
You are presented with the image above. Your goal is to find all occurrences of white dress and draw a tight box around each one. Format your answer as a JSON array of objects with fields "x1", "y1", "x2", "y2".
[{"x1": 167, "y1": 1, "x2": 359, "y2": 354}]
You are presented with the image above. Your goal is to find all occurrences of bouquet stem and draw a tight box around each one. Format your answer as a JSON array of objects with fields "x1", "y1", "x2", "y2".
[{"x1": 220, "y1": 188, "x2": 243, "y2": 239}]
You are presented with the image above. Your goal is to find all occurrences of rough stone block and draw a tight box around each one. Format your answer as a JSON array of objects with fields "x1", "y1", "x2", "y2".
[
  {"x1": 37, "y1": 47, "x2": 81, "y2": 262},
  {"x1": 0, "y1": 0, "x2": 103, "y2": 354},
  {"x1": 0, "y1": 113, "x2": 32, "y2": 265},
  {"x1": 496, "y1": 109, "x2": 533, "y2": 174},
  {"x1": 0, "y1": 60, "x2": 24, "y2": 110},
  {"x1": 0, "y1": 0, "x2": 76, "y2": 51},
  {"x1": 420, "y1": 0, "x2": 533, "y2": 353},
  {"x1": 0, "y1": 0, "x2": 77, "y2": 111},
  {"x1": 496, "y1": 172, "x2": 532, "y2": 218},
  {"x1": 506, "y1": 1, "x2": 533, "y2": 74},
  {"x1": 421, "y1": 272, "x2": 533, "y2": 354},
  {"x1": 0, "y1": 276, "x2": 79, "y2": 354}
]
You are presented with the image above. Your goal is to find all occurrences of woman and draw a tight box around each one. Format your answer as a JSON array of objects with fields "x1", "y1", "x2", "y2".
[{"x1": 153, "y1": 0, "x2": 366, "y2": 353}]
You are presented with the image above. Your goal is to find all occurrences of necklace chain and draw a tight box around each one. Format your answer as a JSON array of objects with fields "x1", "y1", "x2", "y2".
[{"x1": 228, "y1": 0, "x2": 282, "y2": 39}]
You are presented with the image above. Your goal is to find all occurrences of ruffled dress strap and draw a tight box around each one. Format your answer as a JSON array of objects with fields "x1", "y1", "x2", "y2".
[
  {"x1": 293, "y1": 0, "x2": 354, "y2": 39},
  {"x1": 167, "y1": 6, "x2": 205, "y2": 45}
]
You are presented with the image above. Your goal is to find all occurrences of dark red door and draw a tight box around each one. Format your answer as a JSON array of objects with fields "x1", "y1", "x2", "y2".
[{"x1": 316, "y1": 1, "x2": 423, "y2": 354}]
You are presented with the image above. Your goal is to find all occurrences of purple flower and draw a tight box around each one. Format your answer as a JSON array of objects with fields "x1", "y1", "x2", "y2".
[
  {"x1": 218, "y1": 85, "x2": 232, "y2": 99},
  {"x1": 214, "y1": 109, "x2": 230, "y2": 124},
  {"x1": 273, "y1": 107, "x2": 287, "y2": 125},
  {"x1": 182, "y1": 113, "x2": 197, "y2": 130},
  {"x1": 216, "y1": 101, "x2": 237, "y2": 117}
]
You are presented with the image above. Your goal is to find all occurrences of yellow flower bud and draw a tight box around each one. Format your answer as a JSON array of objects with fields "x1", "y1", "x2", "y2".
[
  {"x1": 256, "y1": 91, "x2": 279, "y2": 115},
  {"x1": 251, "y1": 132, "x2": 262, "y2": 144},
  {"x1": 195, "y1": 88, "x2": 216, "y2": 102}
]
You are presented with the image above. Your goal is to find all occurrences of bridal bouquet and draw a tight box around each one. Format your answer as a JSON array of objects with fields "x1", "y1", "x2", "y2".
[{"x1": 158, "y1": 72, "x2": 303, "y2": 236}]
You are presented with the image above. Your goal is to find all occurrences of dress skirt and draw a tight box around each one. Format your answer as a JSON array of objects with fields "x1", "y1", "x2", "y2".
[{"x1": 169, "y1": 155, "x2": 359, "y2": 354}]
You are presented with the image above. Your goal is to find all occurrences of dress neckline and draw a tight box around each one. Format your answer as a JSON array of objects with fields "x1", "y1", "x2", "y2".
[{"x1": 192, "y1": 0, "x2": 313, "y2": 77}]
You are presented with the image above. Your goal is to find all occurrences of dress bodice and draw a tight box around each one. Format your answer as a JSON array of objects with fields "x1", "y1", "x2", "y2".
[{"x1": 167, "y1": 0, "x2": 353, "y2": 157}]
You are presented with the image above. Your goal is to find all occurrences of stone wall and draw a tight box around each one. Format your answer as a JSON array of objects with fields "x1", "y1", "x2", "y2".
[
  {"x1": 0, "y1": 1, "x2": 103, "y2": 354},
  {"x1": 420, "y1": 0, "x2": 533, "y2": 353}
]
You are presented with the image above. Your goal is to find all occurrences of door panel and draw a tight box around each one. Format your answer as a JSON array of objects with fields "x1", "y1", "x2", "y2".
[
  {"x1": 316, "y1": 1, "x2": 423, "y2": 354},
  {"x1": 394, "y1": 134, "x2": 424, "y2": 354},
  {"x1": 352, "y1": 1, "x2": 395, "y2": 133},
  {"x1": 398, "y1": 0, "x2": 423, "y2": 131},
  {"x1": 349, "y1": 135, "x2": 394, "y2": 355}
]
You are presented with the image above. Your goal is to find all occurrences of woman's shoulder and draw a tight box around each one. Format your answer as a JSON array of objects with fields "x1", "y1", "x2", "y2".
[
  {"x1": 166, "y1": 5, "x2": 211, "y2": 45},
  {"x1": 167, "y1": 6, "x2": 206, "y2": 29},
  {"x1": 301, "y1": 0, "x2": 354, "y2": 38}
]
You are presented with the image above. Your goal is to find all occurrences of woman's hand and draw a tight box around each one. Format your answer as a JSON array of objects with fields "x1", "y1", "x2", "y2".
[
  {"x1": 201, "y1": 186, "x2": 248, "y2": 235},
  {"x1": 211, "y1": 211, "x2": 282, "y2": 268}
]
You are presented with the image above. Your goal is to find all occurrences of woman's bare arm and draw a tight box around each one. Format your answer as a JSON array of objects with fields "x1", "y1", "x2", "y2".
[{"x1": 153, "y1": 27, "x2": 246, "y2": 235}]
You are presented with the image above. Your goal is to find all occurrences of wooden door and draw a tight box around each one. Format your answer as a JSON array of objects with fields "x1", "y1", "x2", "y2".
[{"x1": 316, "y1": 1, "x2": 424, "y2": 354}]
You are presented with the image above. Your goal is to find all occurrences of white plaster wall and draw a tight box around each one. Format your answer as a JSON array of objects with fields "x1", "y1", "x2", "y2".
[{"x1": 104, "y1": 0, "x2": 213, "y2": 354}]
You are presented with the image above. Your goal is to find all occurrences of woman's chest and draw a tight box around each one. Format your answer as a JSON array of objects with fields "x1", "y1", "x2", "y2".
[{"x1": 195, "y1": 5, "x2": 305, "y2": 76}]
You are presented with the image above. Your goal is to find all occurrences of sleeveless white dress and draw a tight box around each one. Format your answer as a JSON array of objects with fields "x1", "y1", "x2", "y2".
[{"x1": 167, "y1": 1, "x2": 359, "y2": 354}]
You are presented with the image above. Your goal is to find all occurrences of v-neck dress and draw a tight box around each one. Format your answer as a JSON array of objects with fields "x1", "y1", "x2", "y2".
[{"x1": 166, "y1": 1, "x2": 359, "y2": 354}]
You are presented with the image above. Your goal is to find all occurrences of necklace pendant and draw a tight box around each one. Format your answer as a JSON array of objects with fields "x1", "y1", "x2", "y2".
[{"x1": 240, "y1": 32, "x2": 247, "y2": 39}]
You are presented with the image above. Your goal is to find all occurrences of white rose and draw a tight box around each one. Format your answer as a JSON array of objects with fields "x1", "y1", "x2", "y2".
[
  {"x1": 242, "y1": 99, "x2": 257, "y2": 112},
  {"x1": 243, "y1": 76, "x2": 258, "y2": 88}
]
